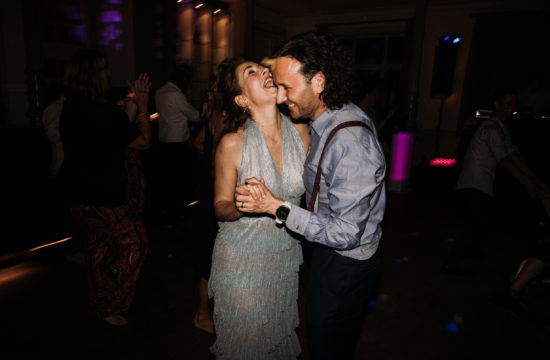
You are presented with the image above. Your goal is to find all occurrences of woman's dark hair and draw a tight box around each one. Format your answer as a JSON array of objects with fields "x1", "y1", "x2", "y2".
[
  {"x1": 271, "y1": 32, "x2": 353, "y2": 110},
  {"x1": 63, "y1": 49, "x2": 108, "y2": 100},
  {"x1": 216, "y1": 57, "x2": 249, "y2": 134}
]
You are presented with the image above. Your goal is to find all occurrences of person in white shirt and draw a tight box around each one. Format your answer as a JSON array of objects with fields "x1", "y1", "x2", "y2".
[
  {"x1": 154, "y1": 64, "x2": 200, "y2": 217},
  {"x1": 155, "y1": 65, "x2": 200, "y2": 143},
  {"x1": 446, "y1": 90, "x2": 550, "y2": 274}
]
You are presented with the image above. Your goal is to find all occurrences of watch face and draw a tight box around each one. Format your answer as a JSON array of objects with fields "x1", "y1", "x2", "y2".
[{"x1": 276, "y1": 205, "x2": 290, "y2": 220}]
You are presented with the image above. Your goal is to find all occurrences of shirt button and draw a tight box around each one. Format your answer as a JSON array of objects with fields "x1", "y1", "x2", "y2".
[{"x1": 296, "y1": 226, "x2": 300, "y2": 230}]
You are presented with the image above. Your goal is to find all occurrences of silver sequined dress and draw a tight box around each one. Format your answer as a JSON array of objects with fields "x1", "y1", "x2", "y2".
[{"x1": 209, "y1": 116, "x2": 305, "y2": 359}]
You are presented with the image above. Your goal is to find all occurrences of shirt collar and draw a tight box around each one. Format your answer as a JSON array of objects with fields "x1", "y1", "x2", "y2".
[
  {"x1": 310, "y1": 107, "x2": 334, "y2": 136},
  {"x1": 310, "y1": 103, "x2": 357, "y2": 136},
  {"x1": 167, "y1": 81, "x2": 180, "y2": 91}
]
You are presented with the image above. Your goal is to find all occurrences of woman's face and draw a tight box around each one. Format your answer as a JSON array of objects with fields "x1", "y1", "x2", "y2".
[{"x1": 234, "y1": 61, "x2": 277, "y2": 109}]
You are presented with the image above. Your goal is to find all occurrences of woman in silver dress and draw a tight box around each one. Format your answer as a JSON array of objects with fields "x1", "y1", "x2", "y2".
[{"x1": 208, "y1": 57, "x2": 310, "y2": 359}]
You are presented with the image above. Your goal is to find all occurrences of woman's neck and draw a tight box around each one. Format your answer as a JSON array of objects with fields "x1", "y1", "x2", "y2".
[{"x1": 250, "y1": 104, "x2": 282, "y2": 135}]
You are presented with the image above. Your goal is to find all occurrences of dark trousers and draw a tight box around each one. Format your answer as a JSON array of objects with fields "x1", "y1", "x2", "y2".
[
  {"x1": 446, "y1": 188, "x2": 496, "y2": 268},
  {"x1": 307, "y1": 245, "x2": 381, "y2": 360},
  {"x1": 155, "y1": 141, "x2": 195, "y2": 212}
]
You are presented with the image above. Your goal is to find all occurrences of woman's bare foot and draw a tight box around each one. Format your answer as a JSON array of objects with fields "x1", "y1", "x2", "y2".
[
  {"x1": 194, "y1": 312, "x2": 214, "y2": 334},
  {"x1": 103, "y1": 315, "x2": 128, "y2": 326}
]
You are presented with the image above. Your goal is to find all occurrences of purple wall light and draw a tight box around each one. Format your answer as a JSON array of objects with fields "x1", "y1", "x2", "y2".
[{"x1": 388, "y1": 131, "x2": 415, "y2": 192}]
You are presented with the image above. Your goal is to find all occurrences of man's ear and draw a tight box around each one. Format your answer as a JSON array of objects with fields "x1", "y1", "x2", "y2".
[
  {"x1": 234, "y1": 94, "x2": 248, "y2": 109},
  {"x1": 311, "y1": 72, "x2": 326, "y2": 96}
]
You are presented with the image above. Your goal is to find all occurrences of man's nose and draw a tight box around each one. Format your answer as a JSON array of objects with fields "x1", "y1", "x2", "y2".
[{"x1": 276, "y1": 87, "x2": 287, "y2": 105}]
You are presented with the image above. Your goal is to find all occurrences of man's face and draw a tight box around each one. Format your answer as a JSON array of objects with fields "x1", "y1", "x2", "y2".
[
  {"x1": 272, "y1": 56, "x2": 323, "y2": 120},
  {"x1": 494, "y1": 94, "x2": 517, "y2": 121}
]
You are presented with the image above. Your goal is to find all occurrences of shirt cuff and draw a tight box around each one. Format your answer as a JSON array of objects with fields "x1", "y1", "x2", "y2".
[{"x1": 285, "y1": 205, "x2": 310, "y2": 236}]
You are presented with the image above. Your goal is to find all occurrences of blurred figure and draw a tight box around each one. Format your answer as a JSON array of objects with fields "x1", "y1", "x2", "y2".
[
  {"x1": 199, "y1": 73, "x2": 217, "y2": 124},
  {"x1": 446, "y1": 90, "x2": 550, "y2": 274},
  {"x1": 493, "y1": 211, "x2": 550, "y2": 317},
  {"x1": 189, "y1": 74, "x2": 225, "y2": 335},
  {"x1": 42, "y1": 92, "x2": 86, "y2": 264},
  {"x1": 154, "y1": 64, "x2": 200, "y2": 221},
  {"x1": 510, "y1": 241, "x2": 549, "y2": 298},
  {"x1": 354, "y1": 75, "x2": 399, "y2": 159},
  {"x1": 57, "y1": 49, "x2": 152, "y2": 326},
  {"x1": 42, "y1": 93, "x2": 66, "y2": 178}
]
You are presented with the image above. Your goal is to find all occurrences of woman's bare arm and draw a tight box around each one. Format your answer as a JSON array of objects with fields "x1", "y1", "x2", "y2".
[{"x1": 214, "y1": 131, "x2": 244, "y2": 221}]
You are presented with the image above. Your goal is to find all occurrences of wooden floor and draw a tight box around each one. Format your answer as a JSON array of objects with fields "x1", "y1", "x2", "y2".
[{"x1": 1, "y1": 131, "x2": 549, "y2": 359}]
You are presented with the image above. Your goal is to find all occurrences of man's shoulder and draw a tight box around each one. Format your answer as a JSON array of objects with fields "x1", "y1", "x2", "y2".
[
  {"x1": 332, "y1": 104, "x2": 374, "y2": 126},
  {"x1": 476, "y1": 118, "x2": 504, "y2": 138},
  {"x1": 330, "y1": 108, "x2": 374, "y2": 140},
  {"x1": 155, "y1": 83, "x2": 184, "y2": 101}
]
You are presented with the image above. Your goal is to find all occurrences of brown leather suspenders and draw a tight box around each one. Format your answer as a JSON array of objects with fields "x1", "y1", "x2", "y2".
[{"x1": 307, "y1": 121, "x2": 372, "y2": 212}]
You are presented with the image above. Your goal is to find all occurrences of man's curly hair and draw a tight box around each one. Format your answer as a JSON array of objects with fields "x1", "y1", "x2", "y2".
[{"x1": 271, "y1": 32, "x2": 353, "y2": 110}]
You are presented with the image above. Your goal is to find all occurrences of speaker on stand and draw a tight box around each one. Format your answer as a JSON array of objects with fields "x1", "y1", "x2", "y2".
[{"x1": 431, "y1": 34, "x2": 461, "y2": 157}]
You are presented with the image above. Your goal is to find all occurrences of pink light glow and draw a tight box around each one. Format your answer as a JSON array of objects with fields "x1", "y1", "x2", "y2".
[
  {"x1": 390, "y1": 132, "x2": 415, "y2": 181},
  {"x1": 429, "y1": 158, "x2": 457, "y2": 167}
]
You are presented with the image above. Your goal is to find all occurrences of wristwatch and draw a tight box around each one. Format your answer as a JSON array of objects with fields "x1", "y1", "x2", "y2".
[{"x1": 275, "y1": 201, "x2": 292, "y2": 224}]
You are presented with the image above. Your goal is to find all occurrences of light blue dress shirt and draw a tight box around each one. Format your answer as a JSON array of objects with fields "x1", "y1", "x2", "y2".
[{"x1": 285, "y1": 103, "x2": 387, "y2": 260}]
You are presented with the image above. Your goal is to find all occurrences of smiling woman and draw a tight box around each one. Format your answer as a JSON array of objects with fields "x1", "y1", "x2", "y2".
[{"x1": 207, "y1": 57, "x2": 310, "y2": 359}]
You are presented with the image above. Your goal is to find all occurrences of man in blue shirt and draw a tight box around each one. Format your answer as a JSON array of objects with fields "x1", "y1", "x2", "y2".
[{"x1": 235, "y1": 32, "x2": 387, "y2": 359}]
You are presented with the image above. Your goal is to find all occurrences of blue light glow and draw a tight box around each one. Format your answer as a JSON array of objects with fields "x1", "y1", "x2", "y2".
[
  {"x1": 443, "y1": 35, "x2": 451, "y2": 41},
  {"x1": 446, "y1": 321, "x2": 459, "y2": 333},
  {"x1": 453, "y1": 37, "x2": 462, "y2": 44}
]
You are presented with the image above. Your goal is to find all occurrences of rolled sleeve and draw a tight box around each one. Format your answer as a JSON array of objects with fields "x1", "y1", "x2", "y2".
[{"x1": 286, "y1": 205, "x2": 311, "y2": 235}]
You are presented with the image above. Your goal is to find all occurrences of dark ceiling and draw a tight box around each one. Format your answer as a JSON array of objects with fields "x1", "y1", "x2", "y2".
[{"x1": 255, "y1": 0, "x2": 428, "y2": 16}]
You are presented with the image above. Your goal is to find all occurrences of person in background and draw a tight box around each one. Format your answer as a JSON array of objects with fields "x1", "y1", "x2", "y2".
[
  {"x1": 58, "y1": 49, "x2": 152, "y2": 326},
  {"x1": 42, "y1": 93, "x2": 66, "y2": 178},
  {"x1": 42, "y1": 92, "x2": 87, "y2": 265},
  {"x1": 154, "y1": 64, "x2": 200, "y2": 221},
  {"x1": 189, "y1": 73, "x2": 225, "y2": 334},
  {"x1": 354, "y1": 75, "x2": 399, "y2": 159},
  {"x1": 446, "y1": 90, "x2": 550, "y2": 274}
]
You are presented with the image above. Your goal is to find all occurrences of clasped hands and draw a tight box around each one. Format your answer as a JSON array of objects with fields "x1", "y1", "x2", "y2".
[{"x1": 234, "y1": 177, "x2": 282, "y2": 216}]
